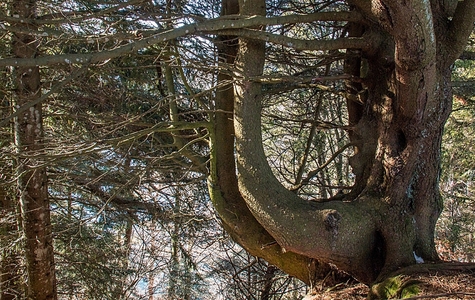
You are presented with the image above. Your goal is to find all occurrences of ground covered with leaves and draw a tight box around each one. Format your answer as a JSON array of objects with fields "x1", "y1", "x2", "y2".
[{"x1": 305, "y1": 262, "x2": 475, "y2": 300}]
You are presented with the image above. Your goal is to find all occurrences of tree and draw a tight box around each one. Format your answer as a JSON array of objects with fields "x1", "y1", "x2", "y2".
[
  {"x1": 10, "y1": 0, "x2": 57, "y2": 299},
  {"x1": 210, "y1": 0, "x2": 475, "y2": 286},
  {"x1": 0, "y1": 24, "x2": 22, "y2": 299},
  {"x1": 1, "y1": 0, "x2": 475, "y2": 297}
]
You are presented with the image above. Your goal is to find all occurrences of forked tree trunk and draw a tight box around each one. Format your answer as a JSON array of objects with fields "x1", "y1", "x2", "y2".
[
  {"x1": 11, "y1": 0, "x2": 57, "y2": 299},
  {"x1": 208, "y1": 0, "x2": 348, "y2": 287},
  {"x1": 229, "y1": 0, "x2": 475, "y2": 285}
]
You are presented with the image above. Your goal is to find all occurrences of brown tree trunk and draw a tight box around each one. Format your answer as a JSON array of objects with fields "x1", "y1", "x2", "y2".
[
  {"x1": 349, "y1": 0, "x2": 474, "y2": 275},
  {"x1": 208, "y1": 0, "x2": 347, "y2": 287},
  {"x1": 11, "y1": 0, "x2": 57, "y2": 299},
  {"x1": 167, "y1": 192, "x2": 180, "y2": 299}
]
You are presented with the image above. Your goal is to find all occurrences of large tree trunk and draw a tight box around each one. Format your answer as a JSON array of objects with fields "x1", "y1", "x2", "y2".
[
  {"x1": 347, "y1": 0, "x2": 475, "y2": 274},
  {"x1": 11, "y1": 0, "x2": 57, "y2": 299},
  {"x1": 230, "y1": 0, "x2": 475, "y2": 285}
]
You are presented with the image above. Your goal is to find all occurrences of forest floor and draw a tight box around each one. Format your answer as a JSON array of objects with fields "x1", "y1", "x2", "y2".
[{"x1": 305, "y1": 262, "x2": 475, "y2": 300}]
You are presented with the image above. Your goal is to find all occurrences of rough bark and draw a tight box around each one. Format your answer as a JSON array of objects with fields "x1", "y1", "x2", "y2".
[
  {"x1": 11, "y1": 0, "x2": 57, "y2": 299},
  {"x1": 351, "y1": 0, "x2": 475, "y2": 268}
]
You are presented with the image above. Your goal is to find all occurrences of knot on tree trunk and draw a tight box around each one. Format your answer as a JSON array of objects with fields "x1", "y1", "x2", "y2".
[{"x1": 323, "y1": 210, "x2": 341, "y2": 236}]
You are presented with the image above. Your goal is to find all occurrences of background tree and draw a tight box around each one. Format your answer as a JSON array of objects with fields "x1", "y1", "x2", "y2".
[
  {"x1": 10, "y1": 0, "x2": 57, "y2": 299},
  {"x1": 438, "y1": 51, "x2": 475, "y2": 262}
]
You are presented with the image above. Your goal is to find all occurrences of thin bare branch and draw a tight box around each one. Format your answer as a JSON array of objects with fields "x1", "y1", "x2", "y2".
[
  {"x1": 0, "y1": 66, "x2": 89, "y2": 128},
  {"x1": 291, "y1": 143, "x2": 354, "y2": 191}
]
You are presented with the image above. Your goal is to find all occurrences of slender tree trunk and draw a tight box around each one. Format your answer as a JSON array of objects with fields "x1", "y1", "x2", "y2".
[
  {"x1": 11, "y1": 0, "x2": 57, "y2": 299},
  {"x1": 147, "y1": 272, "x2": 155, "y2": 300},
  {"x1": 147, "y1": 220, "x2": 158, "y2": 300},
  {"x1": 168, "y1": 188, "x2": 182, "y2": 300},
  {"x1": 260, "y1": 264, "x2": 276, "y2": 300},
  {"x1": 168, "y1": 216, "x2": 179, "y2": 299},
  {"x1": 117, "y1": 217, "x2": 133, "y2": 299}
]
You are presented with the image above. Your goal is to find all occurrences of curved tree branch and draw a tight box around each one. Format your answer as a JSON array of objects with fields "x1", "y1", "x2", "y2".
[
  {"x1": 0, "y1": 11, "x2": 363, "y2": 67},
  {"x1": 446, "y1": 0, "x2": 475, "y2": 64},
  {"x1": 207, "y1": 0, "x2": 345, "y2": 286},
  {"x1": 233, "y1": 0, "x2": 379, "y2": 284}
]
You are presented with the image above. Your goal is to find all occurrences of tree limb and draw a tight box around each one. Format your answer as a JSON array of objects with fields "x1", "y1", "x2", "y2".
[
  {"x1": 0, "y1": 11, "x2": 362, "y2": 67},
  {"x1": 446, "y1": 0, "x2": 475, "y2": 64},
  {"x1": 217, "y1": 29, "x2": 373, "y2": 51}
]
